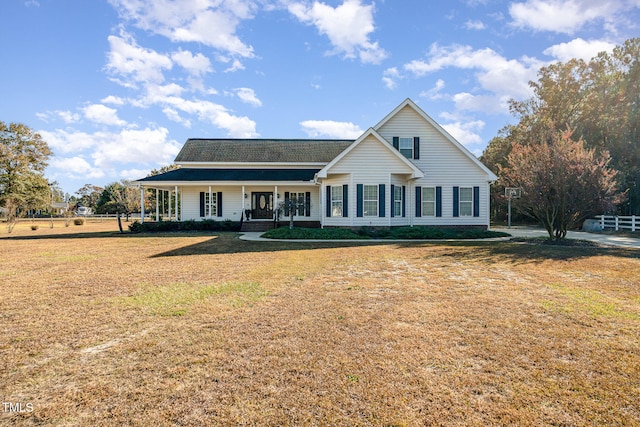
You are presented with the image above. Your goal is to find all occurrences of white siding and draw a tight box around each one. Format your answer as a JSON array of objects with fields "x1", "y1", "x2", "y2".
[
  {"x1": 376, "y1": 105, "x2": 492, "y2": 227},
  {"x1": 180, "y1": 185, "x2": 320, "y2": 222}
]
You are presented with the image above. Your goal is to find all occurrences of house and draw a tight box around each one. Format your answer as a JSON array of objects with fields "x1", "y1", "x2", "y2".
[{"x1": 135, "y1": 98, "x2": 498, "y2": 230}]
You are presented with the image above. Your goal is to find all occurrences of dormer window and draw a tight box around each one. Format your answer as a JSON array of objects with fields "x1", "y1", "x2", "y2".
[
  {"x1": 392, "y1": 137, "x2": 420, "y2": 159},
  {"x1": 399, "y1": 138, "x2": 413, "y2": 158}
]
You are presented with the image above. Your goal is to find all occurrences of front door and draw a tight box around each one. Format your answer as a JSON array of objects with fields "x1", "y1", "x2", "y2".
[{"x1": 252, "y1": 192, "x2": 273, "y2": 219}]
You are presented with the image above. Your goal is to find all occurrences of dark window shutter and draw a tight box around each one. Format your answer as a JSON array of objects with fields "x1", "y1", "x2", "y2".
[
  {"x1": 453, "y1": 186, "x2": 459, "y2": 217},
  {"x1": 379, "y1": 184, "x2": 385, "y2": 217},
  {"x1": 415, "y1": 186, "x2": 422, "y2": 217},
  {"x1": 402, "y1": 186, "x2": 406, "y2": 217},
  {"x1": 413, "y1": 137, "x2": 420, "y2": 159},
  {"x1": 392, "y1": 136, "x2": 399, "y2": 150},
  {"x1": 199, "y1": 192, "x2": 205, "y2": 217},
  {"x1": 217, "y1": 192, "x2": 223, "y2": 217},
  {"x1": 436, "y1": 186, "x2": 442, "y2": 217},
  {"x1": 326, "y1": 187, "x2": 332, "y2": 217},
  {"x1": 342, "y1": 185, "x2": 349, "y2": 217},
  {"x1": 284, "y1": 192, "x2": 290, "y2": 216},
  {"x1": 473, "y1": 186, "x2": 480, "y2": 217},
  {"x1": 305, "y1": 192, "x2": 311, "y2": 217},
  {"x1": 390, "y1": 185, "x2": 395, "y2": 218},
  {"x1": 356, "y1": 184, "x2": 363, "y2": 217}
]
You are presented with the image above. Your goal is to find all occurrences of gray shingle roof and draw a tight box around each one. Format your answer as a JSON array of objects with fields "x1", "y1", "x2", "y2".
[{"x1": 175, "y1": 139, "x2": 355, "y2": 163}]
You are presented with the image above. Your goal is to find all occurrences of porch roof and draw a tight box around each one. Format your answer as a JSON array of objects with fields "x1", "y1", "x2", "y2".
[{"x1": 137, "y1": 168, "x2": 320, "y2": 183}]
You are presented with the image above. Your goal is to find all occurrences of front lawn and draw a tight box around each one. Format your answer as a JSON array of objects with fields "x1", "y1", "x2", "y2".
[{"x1": 1, "y1": 221, "x2": 639, "y2": 426}]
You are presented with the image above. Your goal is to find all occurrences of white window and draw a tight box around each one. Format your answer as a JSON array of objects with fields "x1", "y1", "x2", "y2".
[
  {"x1": 393, "y1": 186, "x2": 403, "y2": 217},
  {"x1": 288, "y1": 192, "x2": 308, "y2": 216},
  {"x1": 363, "y1": 185, "x2": 378, "y2": 217},
  {"x1": 399, "y1": 137, "x2": 413, "y2": 158},
  {"x1": 422, "y1": 187, "x2": 435, "y2": 217},
  {"x1": 204, "y1": 192, "x2": 217, "y2": 217},
  {"x1": 460, "y1": 187, "x2": 473, "y2": 216},
  {"x1": 331, "y1": 186, "x2": 343, "y2": 217}
]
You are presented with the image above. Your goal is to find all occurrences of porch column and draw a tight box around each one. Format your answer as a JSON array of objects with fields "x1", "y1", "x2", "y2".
[
  {"x1": 168, "y1": 190, "x2": 172, "y2": 221},
  {"x1": 320, "y1": 183, "x2": 324, "y2": 228},
  {"x1": 208, "y1": 185, "x2": 212, "y2": 218},
  {"x1": 175, "y1": 186, "x2": 179, "y2": 221},
  {"x1": 155, "y1": 188, "x2": 159, "y2": 221},
  {"x1": 140, "y1": 187, "x2": 145, "y2": 224},
  {"x1": 241, "y1": 185, "x2": 245, "y2": 220},
  {"x1": 274, "y1": 185, "x2": 278, "y2": 221}
]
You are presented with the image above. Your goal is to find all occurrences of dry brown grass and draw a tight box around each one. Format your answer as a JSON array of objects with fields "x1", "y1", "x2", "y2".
[{"x1": 1, "y1": 221, "x2": 639, "y2": 426}]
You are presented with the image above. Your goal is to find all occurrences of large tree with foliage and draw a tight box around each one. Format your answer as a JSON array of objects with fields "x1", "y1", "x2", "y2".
[
  {"x1": 501, "y1": 128, "x2": 621, "y2": 240},
  {"x1": 75, "y1": 184, "x2": 104, "y2": 210},
  {"x1": 0, "y1": 122, "x2": 52, "y2": 231},
  {"x1": 483, "y1": 38, "x2": 640, "y2": 216}
]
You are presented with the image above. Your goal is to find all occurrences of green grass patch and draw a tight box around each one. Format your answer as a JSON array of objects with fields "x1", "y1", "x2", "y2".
[
  {"x1": 116, "y1": 281, "x2": 268, "y2": 316},
  {"x1": 545, "y1": 283, "x2": 640, "y2": 320},
  {"x1": 261, "y1": 226, "x2": 509, "y2": 240}
]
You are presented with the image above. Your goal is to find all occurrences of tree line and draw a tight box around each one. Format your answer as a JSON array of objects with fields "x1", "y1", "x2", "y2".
[{"x1": 481, "y1": 38, "x2": 638, "y2": 239}]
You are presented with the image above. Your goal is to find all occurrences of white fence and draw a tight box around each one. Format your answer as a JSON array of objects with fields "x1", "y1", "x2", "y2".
[{"x1": 597, "y1": 215, "x2": 638, "y2": 232}]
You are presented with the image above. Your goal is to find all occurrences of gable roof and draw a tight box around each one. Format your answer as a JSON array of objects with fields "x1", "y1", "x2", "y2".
[
  {"x1": 317, "y1": 128, "x2": 424, "y2": 179},
  {"x1": 175, "y1": 139, "x2": 354, "y2": 163},
  {"x1": 374, "y1": 98, "x2": 498, "y2": 181}
]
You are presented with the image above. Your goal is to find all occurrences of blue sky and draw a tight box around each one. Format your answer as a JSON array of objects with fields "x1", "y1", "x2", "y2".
[{"x1": 2, "y1": 0, "x2": 639, "y2": 195}]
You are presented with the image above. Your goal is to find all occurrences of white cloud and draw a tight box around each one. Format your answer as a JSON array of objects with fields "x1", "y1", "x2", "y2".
[
  {"x1": 106, "y1": 31, "x2": 173, "y2": 86},
  {"x1": 441, "y1": 120, "x2": 485, "y2": 147},
  {"x1": 543, "y1": 38, "x2": 616, "y2": 61},
  {"x1": 420, "y1": 79, "x2": 446, "y2": 100},
  {"x1": 90, "y1": 127, "x2": 180, "y2": 169},
  {"x1": 464, "y1": 19, "x2": 486, "y2": 30},
  {"x1": 508, "y1": 0, "x2": 638, "y2": 35},
  {"x1": 404, "y1": 43, "x2": 546, "y2": 104},
  {"x1": 42, "y1": 127, "x2": 181, "y2": 175},
  {"x1": 83, "y1": 104, "x2": 127, "y2": 127},
  {"x1": 171, "y1": 50, "x2": 213, "y2": 76},
  {"x1": 39, "y1": 129, "x2": 97, "y2": 154},
  {"x1": 48, "y1": 156, "x2": 105, "y2": 180},
  {"x1": 101, "y1": 95, "x2": 126, "y2": 105},
  {"x1": 107, "y1": 0, "x2": 255, "y2": 58},
  {"x1": 382, "y1": 67, "x2": 401, "y2": 90},
  {"x1": 289, "y1": 0, "x2": 388, "y2": 64},
  {"x1": 120, "y1": 168, "x2": 152, "y2": 180},
  {"x1": 235, "y1": 88, "x2": 262, "y2": 107},
  {"x1": 300, "y1": 120, "x2": 363, "y2": 138}
]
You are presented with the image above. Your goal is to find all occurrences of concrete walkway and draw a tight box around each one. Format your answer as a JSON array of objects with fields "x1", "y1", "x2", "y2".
[
  {"x1": 492, "y1": 226, "x2": 640, "y2": 249},
  {"x1": 239, "y1": 227, "x2": 640, "y2": 249}
]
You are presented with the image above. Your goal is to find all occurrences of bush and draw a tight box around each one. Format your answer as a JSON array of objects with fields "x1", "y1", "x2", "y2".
[
  {"x1": 262, "y1": 226, "x2": 510, "y2": 240},
  {"x1": 262, "y1": 227, "x2": 368, "y2": 240},
  {"x1": 128, "y1": 219, "x2": 242, "y2": 233},
  {"x1": 74, "y1": 218, "x2": 85, "y2": 226}
]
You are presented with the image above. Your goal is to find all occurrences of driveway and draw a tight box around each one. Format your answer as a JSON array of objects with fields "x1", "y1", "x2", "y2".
[{"x1": 493, "y1": 226, "x2": 640, "y2": 249}]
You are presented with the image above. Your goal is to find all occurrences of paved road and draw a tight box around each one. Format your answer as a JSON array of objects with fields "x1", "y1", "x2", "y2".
[{"x1": 492, "y1": 226, "x2": 640, "y2": 249}]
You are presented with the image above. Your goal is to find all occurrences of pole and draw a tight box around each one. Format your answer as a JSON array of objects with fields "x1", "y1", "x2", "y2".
[{"x1": 508, "y1": 196, "x2": 512, "y2": 229}]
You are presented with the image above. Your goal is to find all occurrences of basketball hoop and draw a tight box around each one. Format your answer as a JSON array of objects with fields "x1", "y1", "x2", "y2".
[
  {"x1": 505, "y1": 187, "x2": 521, "y2": 199},
  {"x1": 505, "y1": 187, "x2": 521, "y2": 228}
]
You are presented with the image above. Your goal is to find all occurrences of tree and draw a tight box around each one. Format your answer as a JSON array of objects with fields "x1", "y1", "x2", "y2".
[
  {"x1": 503, "y1": 38, "x2": 640, "y2": 214},
  {"x1": 0, "y1": 122, "x2": 52, "y2": 232},
  {"x1": 501, "y1": 128, "x2": 622, "y2": 240},
  {"x1": 96, "y1": 181, "x2": 141, "y2": 232},
  {"x1": 75, "y1": 184, "x2": 103, "y2": 210}
]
